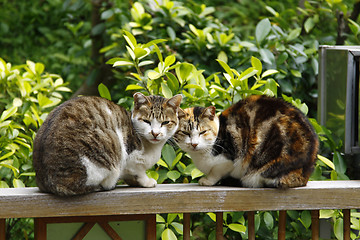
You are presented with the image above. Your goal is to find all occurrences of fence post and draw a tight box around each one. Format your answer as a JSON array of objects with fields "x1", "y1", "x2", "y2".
[
  {"x1": 343, "y1": 209, "x2": 350, "y2": 240},
  {"x1": 183, "y1": 213, "x2": 191, "y2": 240},
  {"x1": 278, "y1": 211, "x2": 286, "y2": 240},
  {"x1": 311, "y1": 210, "x2": 319, "y2": 240},
  {"x1": 216, "y1": 212, "x2": 224, "y2": 240},
  {"x1": 0, "y1": 219, "x2": 5, "y2": 240}
]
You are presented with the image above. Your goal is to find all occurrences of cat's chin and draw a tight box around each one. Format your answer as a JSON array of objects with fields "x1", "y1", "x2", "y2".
[{"x1": 147, "y1": 138, "x2": 165, "y2": 144}]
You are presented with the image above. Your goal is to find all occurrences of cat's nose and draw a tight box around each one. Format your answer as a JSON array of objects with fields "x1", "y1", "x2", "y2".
[
  {"x1": 151, "y1": 131, "x2": 160, "y2": 138},
  {"x1": 191, "y1": 143, "x2": 198, "y2": 149}
]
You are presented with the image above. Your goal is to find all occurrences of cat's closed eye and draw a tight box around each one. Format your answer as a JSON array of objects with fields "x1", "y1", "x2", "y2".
[
  {"x1": 181, "y1": 131, "x2": 191, "y2": 136},
  {"x1": 142, "y1": 119, "x2": 151, "y2": 124},
  {"x1": 161, "y1": 121, "x2": 170, "y2": 126},
  {"x1": 199, "y1": 130, "x2": 206, "y2": 135}
]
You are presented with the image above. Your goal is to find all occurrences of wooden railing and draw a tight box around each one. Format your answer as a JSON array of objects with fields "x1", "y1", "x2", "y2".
[{"x1": 1, "y1": 180, "x2": 360, "y2": 239}]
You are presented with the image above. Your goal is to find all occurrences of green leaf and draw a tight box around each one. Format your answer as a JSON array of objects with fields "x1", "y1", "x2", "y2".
[
  {"x1": 1, "y1": 106, "x2": 17, "y2": 121},
  {"x1": 239, "y1": 67, "x2": 258, "y2": 81},
  {"x1": 134, "y1": 47, "x2": 150, "y2": 60},
  {"x1": 0, "y1": 161, "x2": 19, "y2": 176},
  {"x1": 19, "y1": 172, "x2": 36, "y2": 177},
  {"x1": 164, "y1": 55, "x2": 176, "y2": 68},
  {"x1": 191, "y1": 168, "x2": 204, "y2": 179},
  {"x1": 123, "y1": 30, "x2": 137, "y2": 50},
  {"x1": 290, "y1": 69, "x2": 302, "y2": 78},
  {"x1": 176, "y1": 63, "x2": 194, "y2": 84},
  {"x1": 165, "y1": 72, "x2": 179, "y2": 92},
  {"x1": 183, "y1": 84, "x2": 204, "y2": 91},
  {"x1": 287, "y1": 28, "x2": 301, "y2": 42},
  {"x1": 138, "y1": 60, "x2": 154, "y2": 67},
  {"x1": 304, "y1": 17, "x2": 315, "y2": 33},
  {"x1": 263, "y1": 212, "x2": 274, "y2": 230},
  {"x1": 98, "y1": 83, "x2": 111, "y2": 101},
  {"x1": 237, "y1": 89, "x2": 263, "y2": 96},
  {"x1": 170, "y1": 222, "x2": 183, "y2": 235},
  {"x1": 0, "y1": 181, "x2": 9, "y2": 188},
  {"x1": 157, "y1": 214, "x2": 166, "y2": 223},
  {"x1": 152, "y1": 44, "x2": 163, "y2": 63},
  {"x1": 228, "y1": 223, "x2": 246, "y2": 233},
  {"x1": 333, "y1": 151, "x2": 346, "y2": 174},
  {"x1": 162, "y1": 144, "x2": 176, "y2": 168},
  {"x1": 167, "y1": 170, "x2": 181, "y2": 182},
  {"x1": 167, "y1": 213, "x2": 178, "y2": 224},
  {"x1": 259, "y1": 49, "x2": 275, "y2": 65},
  {"x1": 157, "y1": 159, "x2": 168, "y2": 168},
  {"x1": 35, "y1": 62, "x2": 45, "y2": 74},
  {"x1": 161, "y1": 228, "x2": 177, "y2": 240},
  {"x1": 13, "y1": 179, "x2": 25, "y2": 188},
  {"x1": 300, "y1": 211, "x2": 311, "y2": 229},
  {"x1": 334, "y1": 218, "x2": 343, "y2": 240},
  {"x1": 265, "y1": 79, "x2": 278, "y2": 97},
  {"x1": 217, "y1": 51, "x2": 228, "y2": 63},
  {"x1": 207, "y1": 212, "x2": 216, "y2": 222},
  {"x1": 125, "y1": 84, "x2": 145, "y2": 91},
  {"x1": 167, "y1": 26, "x2": 176, "y2": 41},
  {"x1": 216, "y1": 59, "x2": 233, "y2": 79},
  {"x1": 171, "y1": 152, "x2": 183, "y2": 169},
  {"x1": 320, "y1": 210, "x2": 335, "y2": 219},
  {"x1": 255, "y1": 18, "x2": 271, "y2": 43},
  {"x1": 113, "y1": 60, "x2": 134, "y2": 67},
  {"x1": 317, "y1": 154, "x2": 335, "y2": 170},
  {"x1": 37, "y1": 93, "x2": 52, "y2": 108},
  {"x1": 161, "y1": 83, "x2": 173, "y2": 98},
  {"x1": 261, "y1": 69, "x2": 279, "y2": 78},
  {"x1": 106, "y1": 57, "x2": 126, "y2": 65},
  {"x1": 126, "y1": 46, "x2": 136, "y2": 60},
  {"x1": 251, "y1": 57, "x2": 262, "y2": 77},
  {"x1": 148, "y1": 70, "x2": 162, "y2": 80}
]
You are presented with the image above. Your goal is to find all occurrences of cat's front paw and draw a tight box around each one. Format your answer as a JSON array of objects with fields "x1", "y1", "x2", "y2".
[
  {"x1": 140, "y1": 177, "x2": 157, "y2": 188},
  {"x1": 198, "y1": 177, "x2": 216, "y2": 186}
]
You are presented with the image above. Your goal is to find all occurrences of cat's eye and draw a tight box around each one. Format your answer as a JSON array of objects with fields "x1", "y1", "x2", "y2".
[
  {"x1": 199, "y1": 130, "x2": 207, "y2": 135},
  {"x1": 142, "y1": 119, "x2": 151, "y2": 125},
  {"x1": 181, "y1": 131, "x2": 191, "y2": 136},
  {"x1": 161, "y1": 121, "x2": 170, "y2": 126}
]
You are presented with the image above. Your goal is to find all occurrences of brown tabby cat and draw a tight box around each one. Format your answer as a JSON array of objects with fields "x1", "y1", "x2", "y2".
[
  {"x1": 33, "y1": 93, "x2": 182, "y2": 196},
  {"x1": 174, "y1": 95, "x2": 318, "y2": 188}
]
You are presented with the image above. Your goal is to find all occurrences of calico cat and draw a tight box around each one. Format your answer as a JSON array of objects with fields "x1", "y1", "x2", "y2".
[
  {"x1": 33, "y1": 92, "x2": 182, "y2": 196},
  {"x1": 174, "y1": 95, "x2": 319, "y2": 188}
]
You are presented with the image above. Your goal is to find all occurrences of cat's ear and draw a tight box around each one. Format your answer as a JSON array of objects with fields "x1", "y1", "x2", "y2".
[
  {"x1": 133, "y1": 92, "x2": 151, "y2": 109},
  {"x1": 178, "y1": 108, "x2": 186, "y2": 118},
  {"x1": 201, "y1": 106, "x2": 216, "y2": 121},
  {"x1": 165, "y1": 94, "x2": 182, "y2": 110}
]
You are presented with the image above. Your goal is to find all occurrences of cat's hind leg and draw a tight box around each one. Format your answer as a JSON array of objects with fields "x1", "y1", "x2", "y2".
[{"x1": 278, "y1": 168, "x2": 309, "y2": 188}]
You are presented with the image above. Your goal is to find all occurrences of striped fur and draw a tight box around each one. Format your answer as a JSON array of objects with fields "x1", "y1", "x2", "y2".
[
  {"x1": 174, "y1": 95, "x2": 319, "y2": 188},
  {"x1": 33, "y1": 93, "x2": 182, "y2": 196}
]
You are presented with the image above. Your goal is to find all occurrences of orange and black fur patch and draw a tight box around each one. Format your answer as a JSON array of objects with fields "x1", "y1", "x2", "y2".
[{"x1": 215, "y1": 95, "x2": 318, "y2": 188}]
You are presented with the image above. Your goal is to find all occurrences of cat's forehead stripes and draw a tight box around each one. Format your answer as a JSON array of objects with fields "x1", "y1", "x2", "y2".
[{"x1": 181, "y1": 107, "x2": 205, "y2": 131}]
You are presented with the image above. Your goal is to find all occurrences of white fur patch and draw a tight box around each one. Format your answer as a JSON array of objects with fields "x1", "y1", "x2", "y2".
[
  {"x1": 80, "y1": 156, "x2": 120, "y2": 190},
  {"x1": 240, "y1": 171, "x2": 277, "y2": 188}
]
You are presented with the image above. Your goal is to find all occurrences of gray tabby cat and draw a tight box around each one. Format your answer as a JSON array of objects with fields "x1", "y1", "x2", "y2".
[{"x1": 33, "y1": 92, "x2": 182, "y2": 196}]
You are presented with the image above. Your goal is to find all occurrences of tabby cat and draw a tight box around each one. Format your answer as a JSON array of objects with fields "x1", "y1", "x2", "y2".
[
  {"x1": 174, "y1": 95, "x2": 318, "y2": 188},
  {"x1": 33, "y1": 92, "x2": 182, "y2": 196}
]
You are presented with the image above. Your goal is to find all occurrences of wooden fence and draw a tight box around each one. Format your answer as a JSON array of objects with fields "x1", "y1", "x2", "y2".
[{"x1": 1, "y1": 180, "x2": 360, "y2": 239}]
